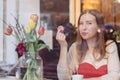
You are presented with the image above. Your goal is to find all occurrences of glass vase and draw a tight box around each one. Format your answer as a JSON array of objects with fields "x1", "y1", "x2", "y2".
[{"x1": 17, "y1": 52, "x2": 43, "y2": 80}]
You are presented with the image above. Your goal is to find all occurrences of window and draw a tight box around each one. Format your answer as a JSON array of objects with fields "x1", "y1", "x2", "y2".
[
  {"x1": 0, "y1": 0, "x2": 4, "y2": 62},
  {"x1": 40, "y1": 0, "x2": 69, "y2": 30}
]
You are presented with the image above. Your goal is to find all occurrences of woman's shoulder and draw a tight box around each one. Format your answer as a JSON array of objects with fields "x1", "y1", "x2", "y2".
[
  {"x1": 70, "y1": 42, "x2": 78, "y2": 48},
  {"x1": 106, "y1": 40, "x2": 117, "y2": 47},
  {"x1": 105, "y1": 40, "x2": 118, "y2": 53},
  {"x1": 68, "y1": 42, "x2": 77, "y2": 53},
  {"x1": 106, "y1": 40, "x2": 115, "y2": 46}
]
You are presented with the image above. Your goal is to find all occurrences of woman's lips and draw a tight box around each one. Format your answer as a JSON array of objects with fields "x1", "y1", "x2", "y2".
[{"x1": 81, "y1": 32, "x2": 88, "y2": 36}]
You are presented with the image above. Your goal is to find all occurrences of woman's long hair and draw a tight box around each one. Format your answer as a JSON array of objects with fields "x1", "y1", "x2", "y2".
[{"x1": 75, "y1": 10, "x2": 106, "y2": 64}]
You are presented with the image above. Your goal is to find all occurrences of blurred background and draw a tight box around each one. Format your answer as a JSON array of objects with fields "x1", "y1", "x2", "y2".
[{"x1": 0, "y1": 0, "x2": 120, "y2": 79}]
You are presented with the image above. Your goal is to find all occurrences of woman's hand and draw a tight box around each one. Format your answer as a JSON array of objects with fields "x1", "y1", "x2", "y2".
[
  {"x1": 56, "y1": 26, "x2": 68, "y2": 69},
  {"x1": 56, "y1": 26, "x2": 68, "y2": 47}
]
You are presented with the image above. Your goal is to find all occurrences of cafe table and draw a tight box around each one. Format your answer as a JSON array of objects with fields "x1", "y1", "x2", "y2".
[{"x1": 0, "y1": 76, "x2": 53, "y2": 80}]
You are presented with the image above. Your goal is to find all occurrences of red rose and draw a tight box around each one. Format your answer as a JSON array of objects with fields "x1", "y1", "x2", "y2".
[{"x1": 16, "y1": 42, "x2": 26, "y2": 58}]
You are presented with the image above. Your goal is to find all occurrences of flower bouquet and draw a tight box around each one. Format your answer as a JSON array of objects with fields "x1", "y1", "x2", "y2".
[{"x1": 4, "y1": 14, "x2": 49, "y2": 80}]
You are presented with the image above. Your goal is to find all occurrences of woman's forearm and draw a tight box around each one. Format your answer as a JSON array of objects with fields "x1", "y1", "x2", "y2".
[
  {"x1": 58, "y1": 45, "x2": 68, "y2": 68},
  {"x1": 57, "y1": 45, "x2": 72, "y2": 80}
]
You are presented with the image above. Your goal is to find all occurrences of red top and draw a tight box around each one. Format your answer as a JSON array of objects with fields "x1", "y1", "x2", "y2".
[{"x1": 77, "y1": 62, "x2": 107, "y2": 78}]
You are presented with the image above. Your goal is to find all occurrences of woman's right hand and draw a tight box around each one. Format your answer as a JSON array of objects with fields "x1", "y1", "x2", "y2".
[{"x1": 56, "y1": 26, "x2": 68, "y2": 47}]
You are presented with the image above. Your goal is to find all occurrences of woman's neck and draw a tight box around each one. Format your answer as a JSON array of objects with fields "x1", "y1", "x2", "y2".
[{"x1": 86, "y1": 37, "x2": 97, "y2": 49}]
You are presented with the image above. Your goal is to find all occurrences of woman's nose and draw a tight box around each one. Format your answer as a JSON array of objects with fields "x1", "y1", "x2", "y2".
[{"x1": 82, "y1": 24, "x2": 87, "y2": 30}]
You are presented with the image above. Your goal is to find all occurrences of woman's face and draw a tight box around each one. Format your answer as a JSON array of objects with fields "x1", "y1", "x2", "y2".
[{"x1": 79, "y1": 13, "x2": 99, "y2": 40}]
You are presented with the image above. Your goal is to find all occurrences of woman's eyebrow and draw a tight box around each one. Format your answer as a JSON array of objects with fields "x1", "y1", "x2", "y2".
[{"x1": 80, "y1": 20, "x2": 94, "y2": 22}]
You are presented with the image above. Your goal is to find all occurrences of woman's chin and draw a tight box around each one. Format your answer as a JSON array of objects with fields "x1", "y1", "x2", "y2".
[{"x1": 82, "y1": 36, "x2": 88, "y2": 40}]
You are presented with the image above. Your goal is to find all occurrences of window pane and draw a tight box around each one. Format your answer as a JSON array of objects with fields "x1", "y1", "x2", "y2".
[{"x1": 40, "y1": 0, "x2": 69, "y2": 30}]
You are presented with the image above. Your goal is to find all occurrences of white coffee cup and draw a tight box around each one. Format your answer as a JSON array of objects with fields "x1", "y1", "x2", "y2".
[{"x1": 72, "y1": 74, "x2": 83, "y2": 80}]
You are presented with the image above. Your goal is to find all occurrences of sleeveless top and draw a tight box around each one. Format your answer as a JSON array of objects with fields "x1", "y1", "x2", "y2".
[{"x1": 77, "y1": 62, "x2": 107, "y2": 78}]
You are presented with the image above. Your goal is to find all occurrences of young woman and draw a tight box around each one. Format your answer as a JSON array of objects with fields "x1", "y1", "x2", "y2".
[{"x1": 56, "y1": 10, "x2": 120, "y2": 80}]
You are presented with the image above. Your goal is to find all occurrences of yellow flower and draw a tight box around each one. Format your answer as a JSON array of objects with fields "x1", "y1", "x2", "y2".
[
  {"x1": 25, "y1": 27, "x2": 31, "y2": 33},
  {"x1": 28, "y1": 19, "x2": 36, "y2": 29},
  {"x1": 30, "y1": 14, "x2": 38, "y2": 22}
]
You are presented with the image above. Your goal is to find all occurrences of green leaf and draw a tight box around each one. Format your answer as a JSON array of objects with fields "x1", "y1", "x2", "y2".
[{"x1": 37, "y1": 43, "x2": 50, "y2": 51}]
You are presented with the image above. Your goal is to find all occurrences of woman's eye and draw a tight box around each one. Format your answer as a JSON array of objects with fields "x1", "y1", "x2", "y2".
[
  {"x1": 86, "y1": 22, "x2": 92, "y2": 25},
  {"x1": 87, "y1": 22, "x2": 92, "y2": 25},
  {"x1": 79, "y1": 22, "x2": 83, "y2": 25}
]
